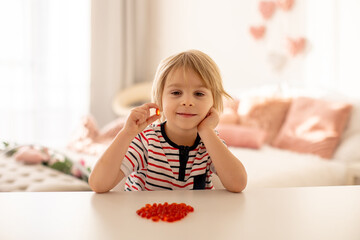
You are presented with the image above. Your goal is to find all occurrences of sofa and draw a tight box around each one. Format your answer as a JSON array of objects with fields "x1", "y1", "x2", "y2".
[
  {"x1": 211, "y1": 86, "x2": 360, "y2": 191},
  {"x1": 0, "y1": 151, "x2": 91, "y2": 192},
  {"x1": 109, "y1": 85, "x2": 360, "y2": 192},
  {"x1": 1, "y1": 85, "x2": 359, "y2": 192}
]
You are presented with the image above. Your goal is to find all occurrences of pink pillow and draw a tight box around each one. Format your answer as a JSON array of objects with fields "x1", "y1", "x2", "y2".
[
  {"x1": 220, "y1": 98, "x2": 241, "y2": 124},
  {"x1": 240, "y1": 97, "x2": 292, "y2": 143},
  {"x1": 272, "y1": 97, "x2": 352, "y2": 159},
  {"x1": 219, "y1": 110, "x2": 240, "y2": 124},
  {"x1": 14, "y1": 146, "x2": 50, "y2": 164},
  {"x1": 223, "y1": 97, "x2": 240, "y2": 112},
  {"x1": 216, "y1": 124, "x2": 266, "y2": 149}
]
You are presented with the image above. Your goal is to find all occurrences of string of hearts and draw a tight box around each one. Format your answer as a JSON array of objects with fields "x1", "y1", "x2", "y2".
[{"x1": 249, "y1": 0, "x2": 306, "y2": 57}]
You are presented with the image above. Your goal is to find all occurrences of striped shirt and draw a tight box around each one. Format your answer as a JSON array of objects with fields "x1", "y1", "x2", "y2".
[{"x1": 120, "y1": 122, "x2": 223, "y2": 191}]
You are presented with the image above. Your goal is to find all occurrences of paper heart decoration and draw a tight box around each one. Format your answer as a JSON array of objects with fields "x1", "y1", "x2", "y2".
[
  {"x1": 287, "y1": 37, "x2": 306, "y2": 56},
  {"x1": 267, "y1": 52, "x2": 287, "y2": 72},
  {"x1": 277, "y1": 0, "x2": 294, "y2": 11},
  {"x1": 249, "y1": 25, "x2": 266, "y2": 39},
  {"x1": 259, "y1": 1, "x2": 276, "y2": 20}
]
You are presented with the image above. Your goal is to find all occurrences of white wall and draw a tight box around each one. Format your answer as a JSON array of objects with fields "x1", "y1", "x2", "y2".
[
  {"x1": 337, "y1": 0, "x2": 360, "y2": 98},
  {"x1": 304, "y1": 0, "x2": 360, "y2": 99},
  {"x1": 92, "y1": 0, "x2": 360, "y2": 126},
  {"x1": 136, "y1": 0, "x2": 308, "y2": 94},
  {"x1": 134, "y1": 0, "x2": 360, "y2": 97}
]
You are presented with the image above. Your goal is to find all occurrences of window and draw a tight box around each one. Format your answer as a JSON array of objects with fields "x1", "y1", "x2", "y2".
[{"x1": 0, "y1": 0, "x2": 90, "y2": 148}]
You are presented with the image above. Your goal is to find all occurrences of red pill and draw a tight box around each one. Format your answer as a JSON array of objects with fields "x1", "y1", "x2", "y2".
[{"x1": 136, "y1": 202, "x2": 194, "y2": 223}]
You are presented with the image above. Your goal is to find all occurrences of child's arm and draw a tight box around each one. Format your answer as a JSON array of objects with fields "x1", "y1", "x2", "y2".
[
  {"x1": 198, "y1": 108, "x2": 247, "y2": 193},
  {"x1": 89, "y1": 103, "x2": 160, "y2": 193}
]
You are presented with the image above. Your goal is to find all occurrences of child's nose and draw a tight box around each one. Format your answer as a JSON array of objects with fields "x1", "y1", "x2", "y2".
[{"x1": 181, "y1": 95, "x2": 194, "y2": 107}]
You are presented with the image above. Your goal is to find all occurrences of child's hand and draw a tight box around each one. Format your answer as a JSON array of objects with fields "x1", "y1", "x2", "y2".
[
  {"x1": 123, "y1": 103, "x2": 161, "y2": 137},
  {"x1": 197, "y1": 107, "x2": 219, "y2": 133}
]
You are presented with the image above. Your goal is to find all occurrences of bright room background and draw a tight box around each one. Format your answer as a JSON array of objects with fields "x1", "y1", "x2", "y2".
[
  {"x1": 1, "y1": 0, "x2": 359, "y2": 148},
  {"x1": 0, "y1": 0, "x2": 90, "y2": 147}
]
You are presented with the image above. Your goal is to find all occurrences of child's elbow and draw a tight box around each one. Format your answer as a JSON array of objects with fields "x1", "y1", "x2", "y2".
[
  {"x1": 227, "y1": 176, "x2": 247, "y2": 193},
  {"x1": 90, "y1": 185, "x2": 110, "y2": 194},
  {"x1": 227, "y1": 183, "x2": 246, "y2": 193},
  {"x1": 89, "y1": 175, "x2": 110, "y2": 193}
]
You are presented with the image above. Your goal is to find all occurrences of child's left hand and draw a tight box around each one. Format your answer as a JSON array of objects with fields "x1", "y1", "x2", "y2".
[{"x1": 197, "y1": 107, "x2": 219, "y2": 132}]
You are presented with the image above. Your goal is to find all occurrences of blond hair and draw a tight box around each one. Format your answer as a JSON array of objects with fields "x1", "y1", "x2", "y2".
[{"x1": 152, "y1": 50, "x2": 231, "y2": 120}]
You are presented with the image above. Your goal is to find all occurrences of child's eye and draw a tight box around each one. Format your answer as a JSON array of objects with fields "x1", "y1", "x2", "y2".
[
  {"x1": 171, "y1": 91, "x2": 181, "y2": 96},
  {"x1": 195, "y1": 92, "x2": 205, "y2": 97}
]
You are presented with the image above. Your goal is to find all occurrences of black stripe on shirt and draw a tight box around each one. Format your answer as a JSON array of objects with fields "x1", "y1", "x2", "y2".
[
  {"x1": 146, "y1": 133, "x2": 158, "y2": 137},
  {"x1": 148, "y1": 155, "x2": 170, "y2": 165},
  {"x1": 192, "y1": 159, "x2": 208, "y2": 167},
  {"x1": 145, "y1": 180, "x2": 173, "y2": 190},
  {"x1": 128, "y1": 151, "x2": 140, "y2": 171},
  {"x1": 132, "y1": 141, "x2": 148, "y2": 165},
  {"x1": 147, "y1": 168, "x2": 175, "y2": 181},
  {"x1": 134, "y1": 181, "x2": 143, "y2": 190},
  {"x1": 133, "y1": 141, "x2": 145, "y2": 155},
  {"x1": 127, "y1": 176, "x2": 134, "y2": 184},
  {"x1": 197, "y1": 151, "x2": 207, "y2": 156},
  {"x1": 149, "y1": 143, "x2": 163, "y2": 149}
]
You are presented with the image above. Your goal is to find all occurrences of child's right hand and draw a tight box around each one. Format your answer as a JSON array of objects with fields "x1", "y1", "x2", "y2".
[{"x1": 122, "y1": 103, "x2": 161, "y2": 137}]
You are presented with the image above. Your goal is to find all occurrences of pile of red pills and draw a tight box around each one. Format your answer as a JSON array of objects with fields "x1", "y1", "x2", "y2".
[{"x1": 136, "y1": 202, "x2": 194, "y2": 222}]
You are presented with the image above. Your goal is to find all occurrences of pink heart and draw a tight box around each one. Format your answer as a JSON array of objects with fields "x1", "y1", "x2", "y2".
[
  {"x1": 259, "y1": 1, "x2": 276, "y2": 20},
  {"x1": 287, "y1": 37, "x2": 306, "y2": 56},
  {"x1": 277, "y1": 0, "x2": 294, "y2": 11},
  {"x1": 249, "y1": 25, "x2": 266, "y2": 39}
]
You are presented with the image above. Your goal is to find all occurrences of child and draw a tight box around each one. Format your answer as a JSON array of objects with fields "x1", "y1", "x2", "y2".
[{"x1": 89, "y1": 50, "x2": 247, "y2": 193}]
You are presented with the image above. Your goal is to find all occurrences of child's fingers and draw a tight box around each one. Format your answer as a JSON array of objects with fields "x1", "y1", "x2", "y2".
[
  {"x1": 146, "y1": 114, "x2": 161, "y2": 125},
  {"x1": 133, "y1": 103, "x2": 160, "y2": 118},
  {"x1": 135, "y1": 108, "x2": 158, "y2": 124},
  {"x1": 130, "y1": 110, "x2": 147, "y2": 124},
  {"x1": 132, "y1": 108, "x2": 148, "y2": 118},
  {"x1": 142, "y1": 102, "x2": 159, "y2": 110},
  {"x1": 138, "y1": 102, "x2": 161, "y2": 120},
  {"x1": 127, "y1": 102, "x2": 161, "y2": 130},
  {"x1": 207, "y1": 107, "x2": 218, "y2": 116},
  {"x1": 131, "y1": 102, "x2": 159, "y2": 113}
]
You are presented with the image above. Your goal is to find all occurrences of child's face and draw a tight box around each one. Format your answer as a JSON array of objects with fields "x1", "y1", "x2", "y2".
[{"x1": 162, "y1": 68, "x2": 214, "y2": 132}]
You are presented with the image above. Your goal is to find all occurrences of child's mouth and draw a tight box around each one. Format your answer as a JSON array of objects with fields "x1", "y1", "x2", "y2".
[{"x1": 177, "y1": 113, "x2": 197, "y2": 118}]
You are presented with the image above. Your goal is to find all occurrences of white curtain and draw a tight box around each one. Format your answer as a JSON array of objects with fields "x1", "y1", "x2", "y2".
[
  {"x1": 90, "y1": 0, "x2": 152, "y2": 127},
  {"x1": 0, "y1": 0, "x2": 90, "y2": 148},
  {"x1": 305, "y1": 0, "x2": 360, "y2": 98}
]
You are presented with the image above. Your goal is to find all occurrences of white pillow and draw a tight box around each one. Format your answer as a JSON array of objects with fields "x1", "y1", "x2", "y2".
[
  {"x1": 340, "y1": 100, "x2": 360, "y2": 139},
  {"x1": 334, "y1": 134, "x2": 360, "y2": 164}
]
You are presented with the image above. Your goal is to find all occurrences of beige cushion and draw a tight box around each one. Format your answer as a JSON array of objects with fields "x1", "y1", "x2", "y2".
[{"x1": 112, "y1": 81, "x2": 153, "y2": 116}]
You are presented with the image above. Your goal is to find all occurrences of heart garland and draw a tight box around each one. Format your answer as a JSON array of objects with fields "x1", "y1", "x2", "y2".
[
  {"x1": 277, "y1": 0, "x2": 294, "y2": 11},
  {"x1": 259, "y1": 1, "x2": 276, "y2": 20},
  {"x1": 286, "y1": 37, "x2": 306, "y2": 56},
  {"x1": 249, "y1": 25, "x2": 266, "y2": 40},
  {"x1": 249, "y1": 0, "x2": 306, "y2": 58}
]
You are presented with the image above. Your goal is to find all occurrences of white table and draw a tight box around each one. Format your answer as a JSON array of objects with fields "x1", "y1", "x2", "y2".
[{"x1": 1, "y1": 186, "x2": 360, "y2": 240}]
